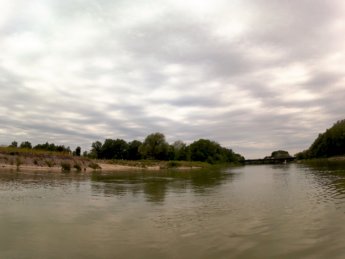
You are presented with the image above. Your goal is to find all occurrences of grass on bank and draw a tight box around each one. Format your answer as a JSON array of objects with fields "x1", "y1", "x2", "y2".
[
  {"x1": 298, "y1": 156, "x2": 345, "y2": 172},
  {"x1": 299, "y1": 156, "x2": 345, "y2": 166},
  {"x1": 0, "y1": 146, "x2": 72, "y2": 157},
  {"x1": 0, "y1": 146, "x2": 238, "y2": 170},
  {"x1": 108, "y1": 159, "x2": 223, "y2": 169}
]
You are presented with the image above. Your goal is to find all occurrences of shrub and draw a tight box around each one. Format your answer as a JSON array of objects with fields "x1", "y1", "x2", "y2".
[
  {"x1": 73, "y1": 164, "x2": 82, "y2": 171},
  {"x1": 45, "y1": 160, "x2": 55, "y2": 167},
  {"x1": 167, "y1": 161, "x2": 179, "y2": 168},
  {"x1": 61, "y1": 162, "x2": 71, "y2": 172},
  {"x1": 89, "y1": 162, "x2": 101, "y2": 170},
  {"x1": 16, "y1": 157, "x2": 22, "y2": 169}
]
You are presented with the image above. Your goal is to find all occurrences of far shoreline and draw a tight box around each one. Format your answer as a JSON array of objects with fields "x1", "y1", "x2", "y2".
[{"x1": 0, "y1": 150, "x2": 211, "y2": 173}]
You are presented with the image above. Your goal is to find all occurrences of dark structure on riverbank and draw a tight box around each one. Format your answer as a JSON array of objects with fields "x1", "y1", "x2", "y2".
[
  {"x1": 244, "y1": 150, "x2": 295, "y2": 165},
  {"x1": 244, "y1": 157, "x2": 295, "y2": 165}
]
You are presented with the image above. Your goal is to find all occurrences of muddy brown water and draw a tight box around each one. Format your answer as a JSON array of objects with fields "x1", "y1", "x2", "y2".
[{"x1": 1, "y1": 163, "x2": 345, "y2": 258}]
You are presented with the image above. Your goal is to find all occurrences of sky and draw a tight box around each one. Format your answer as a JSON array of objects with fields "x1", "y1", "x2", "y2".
[{"x1": 0, "y1": 0, "x2": 344, "y2": 158}]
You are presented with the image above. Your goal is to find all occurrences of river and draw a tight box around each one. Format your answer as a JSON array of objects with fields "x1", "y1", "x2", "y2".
[{"x1": 1, "y1": 163, "x2": 345, "y2": 258}]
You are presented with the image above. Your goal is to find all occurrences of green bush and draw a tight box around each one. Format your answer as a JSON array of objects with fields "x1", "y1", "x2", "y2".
[
  {"x1": 45, "y1": 160, "x2": 55, "y2": 167},
  {"x1": 167, "y1": 161, "x2": 179, "y2": 168},
  {"x1": 61, "y1": 162, "x2": 71, "y2": 172},
  {"x1": 73, "y1": 164, "x2": 82, "y2": 171},
  {"x1": 89, "y1": 162, "x2": 101, "y2": 170}
]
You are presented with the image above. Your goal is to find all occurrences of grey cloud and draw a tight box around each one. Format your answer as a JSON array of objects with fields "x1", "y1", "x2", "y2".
[
  {"x1": 246, "y1": 0, "x2": 342, "y2": 60},
  {"x1": 1, "y1": 0, "x2": 344, "y2": 158},
  {"x1": 304, "y1": 71, "x2": 343, "y2": 90},
  {"x1": 119, "y1": 13, "x2": 253, "y2": 78}
]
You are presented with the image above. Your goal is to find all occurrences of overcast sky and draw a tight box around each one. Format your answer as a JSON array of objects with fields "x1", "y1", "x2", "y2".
[{"x1": 0, "y1": 0, "x2": 344, "y2": 158}]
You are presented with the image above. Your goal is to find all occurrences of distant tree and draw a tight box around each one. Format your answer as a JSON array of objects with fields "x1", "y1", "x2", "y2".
[
  {"x1": 296, "y1": 119, "x2": 345, "y2": 159},
  {"x1": 139, "y1": 133, "x2": 169, "y2": 160},
  {"x1": 189, "y1": 139, "x2": 243, "y2": 164},
  {"x1": 85, "y1": 134, "x2": 244, "y2": 163},
  {"x1": 171, "y1": 140, "x2": 189, "y2": 161},
  {"x1": 295, "y1": 150, "x2": 310, "y2": 160},
  {"x1": 189, "y1": 139, "x2": 221, "y2": 163},
  {"x1": 9, "y1": 141, "x2": 18, "y2": 148},
  {"x1": 74, "y1": 146, "x2": 81, "y2": 156},
  {"x1": 167, "y1": 145, "x2": 175, "y2": 160},
  {"x1": 271, "y1": 150, "x2": 291, "y2": 159},
  {"x1": 33, "y1": 142, "x2": 71, "y2": 153},
  {"x1": 90, "y1": 141, "x2": 102, "y2": 158},
  {"x1": 20, "y1": 141, "x2": 32, "y2": 149},
  {"x1": 128, "y1": 140, "x2": 142, "y2": 160},
  {"x1": 111, "y1": 139, "x2": 128, "y2": 159},
  {"x1": 99, "y1": 139, "x2": 128, "y2": 159}
]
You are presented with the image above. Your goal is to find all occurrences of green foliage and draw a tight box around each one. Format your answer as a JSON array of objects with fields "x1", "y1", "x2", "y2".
[
  {"x1": 87, "y1": 133, "x2": 244, "y2": 164},
  {"x1": 9, "y1": 141, "x2": 18, "y2": 148},
  {"x1": 171, "y1": 140, "x2": 189, "y2": 161},
  {"x1": 61, "y1": 162, "x2": 71, "y2": 172},
  {"x1": 34, "y1": 142, "x2": 71, "y2": 153},
  {"x1": 90, "y1": 141, "x2": 102, "y2": 158},
  {"x1": 0, "y1": 146, "x2": 73, "y2": 157},
  {"x1": 20, "y1": 141, "x2": 32, "y2": 149},
  {"x1": 101, "y1": 139, "x2": 128, "y2": 159},
  {"x1": 189, "y1": 139, "x2": 243, "y2": 164},
  {"x1": 166, "y1": 161, "x2": 179, "y2": 168},
  {"x1": 297, "y1": 119, "x2": 345, "y2": 159},
  {"x1": 74, "y1": 146, "x2": 81, "y2": 156},
  {"x1": 89, "y1": 162, "x2": 101, "y2": 170},
  {"x1": 127, "y1": 140, "x2": 142, "y2": 160},
  {"x1": 45, "y1": 160, "x2": 55, "y2": 167},
  {"x1": 271, "y1": 150, "x2": 291, "y2": 158},
  {"x1": 139, "y1": 133, "x2": 169, "y2": 160}
]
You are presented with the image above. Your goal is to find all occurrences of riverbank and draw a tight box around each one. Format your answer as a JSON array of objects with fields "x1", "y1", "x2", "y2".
[
  {"x1": 0, "y1": 147, "x2": 209, "y2": 172},
  {"x1": 297, "y1": 156, "x2": 345, "y2": 169},
  {"x1": 297, "y1": 156, "x2": 345, "y2": 163}
]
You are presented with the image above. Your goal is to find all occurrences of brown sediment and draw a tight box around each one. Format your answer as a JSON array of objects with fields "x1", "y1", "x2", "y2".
[
  {"x1": 0, "y1": 152, "x2": 143, "y2": 173},
  {"x1": 0, "y1": 152, "x2": 202, "y2": 173}
]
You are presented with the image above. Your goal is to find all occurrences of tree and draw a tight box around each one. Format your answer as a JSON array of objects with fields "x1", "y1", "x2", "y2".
[
  {"x1": 20, "y1": 141, "x2": 32, "y2": 149},
  {"x1": 296, "y1": 119, "x2": 345, "y2": 159},
  {"x1": 128, "y1": 140, "x2": 142, "y2": 160},
  {"x1": 74, "y1": 146, "x2": 81, "y2": 156},
  {"x1": 9, "y1": 141, "x2": 18, "y2": 148},
  {"x1": 189, "y1": 139, "x2": 243, "y2": 164},
  {"x1": 99, "y1": 139, "x2": 128, "y2": 159},
  {"x1": 171, "y1": 140, "x2": 189, "y2": 161},
  {"x1": 111, "y1": 139, "x2": 128, "y2": 159},
  {"x1": 271, "y1": 150, "x2": 291, "y2": 159},
  {"x1": 139, "y1": 133, "x2": 169, "y2": 160},
  {"x1": 90, "y1": 141, "x2": 102, "y2": 158},
  {"x1": 189, "y1": 139, "x2": 221, "y2": 163},
  {"x1": 33, "y1": 142, "x2": 70, "y2": 153}
]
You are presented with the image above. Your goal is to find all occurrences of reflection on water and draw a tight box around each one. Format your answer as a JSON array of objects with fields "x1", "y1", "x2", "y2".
[
  {"x1": 1, "y1": 164, "x2": 345, "y2": 258},
  {"x1": 91, "y1": 168, "x2": 236, "y2": 203}
]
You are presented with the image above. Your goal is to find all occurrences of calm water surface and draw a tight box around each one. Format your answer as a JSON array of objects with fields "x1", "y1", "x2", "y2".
[{"x1": 1, "y1": 164, "x2": 345, "y2": 258}]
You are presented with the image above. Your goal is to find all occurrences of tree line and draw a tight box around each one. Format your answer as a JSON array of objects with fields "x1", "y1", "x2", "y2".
[
  {"x1": 7, "y1": 132, "x2": 244, "y2": 164},
  {"x1": 296, "y1": 119, "x2": 345, "y2": 159},
  {"x1": 8, "y1": 140, "x2": 77, "y2": 154},
  {"x1": 87, "y1": 132, "x2": 244, "y2": 164}
]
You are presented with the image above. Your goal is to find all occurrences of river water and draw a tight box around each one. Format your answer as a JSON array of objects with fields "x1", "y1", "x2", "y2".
[{"x1": 1, "y1": 163, "x2": 345, "y2": 258}]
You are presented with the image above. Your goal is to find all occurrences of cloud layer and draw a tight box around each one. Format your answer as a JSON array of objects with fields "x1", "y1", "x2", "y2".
[{"x1": 1, "y1": 0, "x2": 345, "y2": 158}]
